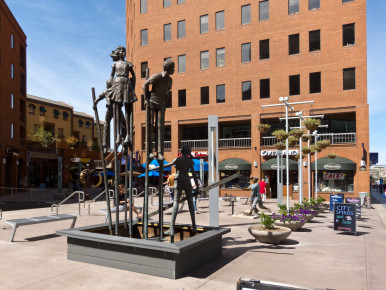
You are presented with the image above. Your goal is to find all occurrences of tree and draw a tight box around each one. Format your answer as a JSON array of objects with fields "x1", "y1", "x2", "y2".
[{"x1": 30, "y1": 127, "x2": 58, "y2": 148}]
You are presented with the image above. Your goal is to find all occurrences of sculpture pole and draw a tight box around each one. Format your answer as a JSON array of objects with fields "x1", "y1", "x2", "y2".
[
  {"x1": 124, "y1": 153, "x2": 128, "y2": 230},
  {"x1": 143, "y1": 68, "x2": 150, "y2": 239},
  {"x1": 113, "y1": 103, "x2": 120, "y2": 235},
  {"x1": 92, "y1": 87, "x2": 113, "y2": 235},
  {"x1": 128, "y1": 102, "x2": 134, "y2": 237}
]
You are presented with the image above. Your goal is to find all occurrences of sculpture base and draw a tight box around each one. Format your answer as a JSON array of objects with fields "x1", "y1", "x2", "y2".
[{"x1": 57, "y1": 221, "x2": 230, "y2": 279}]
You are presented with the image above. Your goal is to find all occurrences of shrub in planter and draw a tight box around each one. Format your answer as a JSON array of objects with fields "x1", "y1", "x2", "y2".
[
  {"x1": 302, "y1": 135, "x2": 311, "y2": 142},
  {"x1": 272, "y1": 213, "x2": 306, "y2": 231},
  {"x1": 303, "y1": 118, "x2": 321, "y2": 131},
  {"x1": 302, "y1": 147, "x2": 312, "y2": 155},
  {"x1": 248, "y1": 213, "x2": 292, "y2": 244},
  {"x1": 316, "y1": 139, "x2": 331, "y2": 149},
  {"x1": 294, "y1": 154, "x2": 305, "y2": 161},
  {"x1": 310, "y1": 144, "x2": 322, "y2": 153},
  {"x1": 290, "y1": 129, "x2": 306, "y2": 138},
  {"x1": 288, "y1": 136, "x2": 298, "y2": 147},
  {"x1": 275, "y1": 142, "x2": 286, "y2": 150},
  {"x1": 258, "y1": 124, "x2": 271, "y2": 134},
  {"x1": 272, "y1": 129, "x2": 289, "y2": 141},
  {"x1": 328, "y1": 152, "x2": 338, "y2": 159}
]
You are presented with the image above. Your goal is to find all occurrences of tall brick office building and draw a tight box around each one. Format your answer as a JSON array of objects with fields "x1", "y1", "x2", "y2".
[
  {"x1": 0, "y1": 0, "x2": 27, "y2": 188},
  {"x1": 126, "y1": 0, "x2": 369, "y2": 199}
]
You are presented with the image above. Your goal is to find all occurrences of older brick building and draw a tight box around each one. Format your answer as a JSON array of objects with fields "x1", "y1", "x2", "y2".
[
  {"x1": 126, "y1": 0, "x2": 369, "y2": 199},
  {"x1": 0, "y1": 0, "x2": 27, "y2": 188}
]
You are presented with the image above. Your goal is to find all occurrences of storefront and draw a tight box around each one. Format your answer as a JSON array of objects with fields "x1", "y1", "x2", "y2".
[
  {"x1": 261, "y1": 158, "x2": 298, "y2": 199},
  {"x1": 219, "y1": 158, "x2": 251, "y2": 195},
  {"x1": 311, "y1": 157, "x2": 356, "y2": 195}
]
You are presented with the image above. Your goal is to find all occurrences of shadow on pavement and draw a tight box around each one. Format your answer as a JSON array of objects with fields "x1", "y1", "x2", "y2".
[{"x1": 24, "y1": 233, "x2": 59, "y2": 242}]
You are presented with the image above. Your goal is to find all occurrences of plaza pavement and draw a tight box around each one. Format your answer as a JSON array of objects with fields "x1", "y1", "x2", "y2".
[{"x1": 1, "y1": 191, "x2": 386, "y2": 290}]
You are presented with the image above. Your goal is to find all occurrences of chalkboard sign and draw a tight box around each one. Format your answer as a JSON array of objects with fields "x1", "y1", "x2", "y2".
[
  {"x1": 345, "y1": 197, "x2": 361, "y2": 219},
  {"x1": 330, "y1": 194, "x2": 344, "y2": 211},
  {"x1": 334, "y1": 203, "x2": 356, "y2": 235}
]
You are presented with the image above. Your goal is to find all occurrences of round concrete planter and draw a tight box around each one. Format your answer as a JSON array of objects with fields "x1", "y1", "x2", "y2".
[
  {"x1": 274, "y1": 220, "x2": 306, "y2": 231},
  {"x1": 248, "y1": 225, "x2": 291, "y2": 244},
  {"x1": 304, "y1": 214, "x2": 315, "y2": 222}
]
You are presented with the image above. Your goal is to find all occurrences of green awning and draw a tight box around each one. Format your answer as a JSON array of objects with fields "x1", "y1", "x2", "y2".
[
  {"x1": 219, "y1": 158, "x2": 251, "y2": 171},
  {"x1": 261, "y1": 158, "x2": 298, "y2": 171},
  {"x1": 311, "y1": 157, "x2": 356, "y2": 171},
  {"x1": 40, "y1": 107, "x2": 47, "y2": 112}
]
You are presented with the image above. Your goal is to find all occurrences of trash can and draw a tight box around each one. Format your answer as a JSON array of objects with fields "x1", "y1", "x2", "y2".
[{"x1": 359, "y1": 192, "x2": 367, "y2": 207}]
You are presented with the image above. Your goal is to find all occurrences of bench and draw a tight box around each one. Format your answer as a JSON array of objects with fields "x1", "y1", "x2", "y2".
[
  {"x1": 100, "y1": 207, "x2": 143, "y2": 223},
  {"x1": 4, "y1": 214, "x2": 77, "y2": 243}
]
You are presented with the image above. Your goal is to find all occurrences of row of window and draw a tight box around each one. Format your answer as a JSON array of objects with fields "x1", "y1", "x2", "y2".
[
  {"x1": 140, "y1": 68, "x2": 356, "y2": 109},
  {"x1": 140, "y1": 24, "x2": 355, "y2": 75}
]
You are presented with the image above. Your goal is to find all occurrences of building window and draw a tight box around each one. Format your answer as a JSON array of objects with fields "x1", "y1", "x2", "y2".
[
  {"x1": 63, "y1": 111, "x2": 69, "y2": 120},
  {"x1": 343, "y1": 0, "x2": 354, "y2": 3},
  {"x1": 200, "y1": 15, "x2": 208, "y2": 34},
  {"x1": 79, "y1": 119, "x2": 84, "y2": 128},
  {"x1": 241, "y1": 5, "x2": 251, "y2": 25},
  {"x1": 259, "y1": 0, "x2": 269, "y2": 21},
  {"x1": 289, "y1": 0, "x2": 299, "y2": 14},
  {"x1": 141, "y1": 62, "x2": 148, "y2": 79},
  {"x1": 178, "y1": 54, "x2": 186, "y2": 73},
  {"x1": 177, "y1": 20, "x2": 186, "y2": 38},
  {"x1": 309, "y1": 30, "x2": 320, "y2": 52},
  {"x1": 178, "y1": 89, "x2": 186, "y2": 107},
  {"x1": 242, "y1": 81, "x2": 252, "y2": 101},
  {"x1": 85, "y1": 121, "x2": 91, "y2": 129},
  {"x1": 242, "y1": 43, "x2": 251, "y2": 63},
  {"x1": 259, "y1": 39, "x2": 270, "y2": 60},
  {"x1": 40, "y1": 106, "x2": 47, "y2": 116},
  {"x1": 309, "y1": 72, "x2": 321, "y2": 94},
  {"x1": 216, "y1": 11, "x2": 225, "y2": 30},
  {"x1": 141, "y1": 95, "x2": 146, "y2": 111},
  {"x1": 166, "y1": 91, "x2": 172, "y2": 108},
  {"x1": 164, "y1": 23, "x2": 172, "y2": 41},
  {"x1": 11, "y1": 33, "x2": 14, "y2": 49},
  {"x1": 200, "y1": 50, "x2": 209, "y2": 70},
  {"x1": 343, "y1": 68, "x2": 356, "y2": 90},
  {"x1": 343, "y1": 23, "x2": 355, "y2": 46},
  {"x1": 164, "y1": 57, "x2": 172, "y2": 62},
  {"x1": 140, "y1": 0, "x2": 147, "y2": 14},
  {"x1": 177, "y1": 0, "x2": 185, "y2": 4},
  {"x1": 11, "y1": 64, "x2": 14, "y2": 79},
  {"x1": 201, "y1": 86, "x2": 209, "y2": 105},
  {"x1": 11, "y1": 93, "x2": 14, "y2": 109},
  {"x1": 216, "y1": 84, "x2": 225, "y2": 103},
  {"x1": 216, "y1": 48, "x2": 225, "y2": 67},
  {"x1": 289, "y1": 33, "x2": 300, "y2": 55},
  {"x1": 58, "y1": 128, "x2": 64, "y2": 138},
  {"x1": 11, "y1": 124, "x2": 14, "y2": 139},
  {"x1": 82, "y1": 135, "x2": 87, "y2": 143},
  {"x1": 140, "y1": 29, "x2": 148, "y2": 46},
  {"x1": 163, "y1": 0, "x2": 171, "y2": 8},
  {"x1": 260, "y1": 79, "x2": 270, "y2": 99},
  {"x1": 289, "y1": 75, "x2": 300, "y2": 96},
  {"x1": 29, "y1": 104, "x2": 36, "y2": 114},
  {"x1": 309, "y1": 0, "x2": 320, "y2": 10},
  {"x1": 54, "y1": 109, "x2": 60, "y2": 119}
]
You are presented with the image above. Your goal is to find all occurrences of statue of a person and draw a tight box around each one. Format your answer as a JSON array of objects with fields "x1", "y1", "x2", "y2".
[
  {"x1": 151, "y1": 145, "x2": 200, "y2": 236},
  {"x1": 143, "y1": 59, "x2": 175, "y2": 161}
]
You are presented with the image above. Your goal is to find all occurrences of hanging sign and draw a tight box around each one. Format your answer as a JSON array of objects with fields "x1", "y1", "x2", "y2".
[
  {"x1": 323, "y1": 173, "x2": 345, "y2": 180},
  {"x1": 261, "y1": 150, "x2": 298, "y2": 156},
  {"x1": 324, "y1": 163, "x2": 342, "y2": 170}
]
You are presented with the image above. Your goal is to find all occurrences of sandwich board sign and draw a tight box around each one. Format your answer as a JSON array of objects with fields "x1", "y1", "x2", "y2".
[
  {"x1": 333, "y1": 203, "x2": 356, "y2": 235},
  {"x1": 345, "y1": 197, "x2": 361, "y2": 219}
]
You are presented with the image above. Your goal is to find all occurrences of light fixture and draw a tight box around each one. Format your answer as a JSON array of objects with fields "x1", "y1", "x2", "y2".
[
  {"x1": 253, "y1": 161, "x2": 258, "y2": 168},
  {"x1": 360, "y1": 160, "x2": 365, "y2": 167},
  {"x1": 16, "y1": 160, "x2": 19, "y2": 166},
  {"x1": 303, "y1": 161, "x2": 307, "y2": 167},
  {"x1": 3, "y1": 159, "x2": 6, "y2": 164}
]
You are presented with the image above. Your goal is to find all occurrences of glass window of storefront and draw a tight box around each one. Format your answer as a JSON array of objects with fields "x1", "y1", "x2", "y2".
[
  {"x1": 220, "y1": 170, "x2": 251, "y2": 189},
  {"x1": 317, "y1": 171, "x2": 354, "y2": 192}
]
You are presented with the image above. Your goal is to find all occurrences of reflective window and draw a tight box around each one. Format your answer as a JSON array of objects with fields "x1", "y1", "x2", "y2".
[
  {"x1": 216, "y1": 11, "x2": 225, "y2": 30},
  {"x1": 200, "y1": 50, "x2": 209, "y2": 70},
  {"x1": 140, "y1": 0, "x2": 147, "y2": 14},
  {"x1": 343, "y1": 23, "x2": 355, "y2": 46},
  {"x1": 309, "y1": 72, "x2": 321, "y2": 93},
  {"x1": 260, "y1": 39, "x2": 270, "y2": 60},
  {"x1": 200, "y1": 15, "x2": 208, "y2": 34},
  {"x1": 216, "y1": 48, "x2": 225, "y2": 67},
  {"x1": 259, "y1": 1, "x2": 269, "y2": 21},
  {"x1": 178, "y1": 54, "x2": 186, "y2": 73},
  {"x1": 140, "y1": 29, "x2": 148, "y2": 46},
  {"x1": 260, "y1": 79, "x2": 270, "y2": 99},
  {"x1": 289, "y1": 0, "x2": 299, "y2": 14},
  {"x1": 289, "y1": 75, "x2": 300, "y2": 96},
  {"x1": 343, "y1": 68, "x2": 356, "y2": 90},
  {"x1": 201, "y1": 86, "x2": 209, "y2": 105},
  {"x1": 141, "y1": 62, "x2": 148, "y2": 79},
  {"x1": 241, "y1": 5, "x2": 251, "y2": 25},
  {"x1": 163, "y1": 0, "x2": 171, "y2": 8},
  {"x1": 309, "y1": 30, "x2": 320, "y2": 52},
  {"x1": 309, "y1": 0, "x2": 320, "y2": 10},
  {"x1": 178, "y1": 20, "x2": 186, "y2": 38},
  {"x1": 289, "y1": 34, "x2": 300, "y2": 55},
  {"x1": 178, "y1": 89, "x2": 186, "y2": 107},
  {"x1": 11, "y1": 93, "x2": 14, "y2": 109},
  {"x1": 177, "y1": 0, "x2": 185, "y2": 4},
  {"x1": 242, "y1": 81, "x2": 252, "y2": 101},
  {"x1": 343, "y1": 0, "x2": 354, "y2": 3},
  {"x1": 216, "y1": 84, "x2": 225, "y2": 103},
  {"x1": 164, "y1": 23, "x2": 172, "y2": 41},
  {"x1": 242, "y1": 43, "x2": 251, "y2": 63}
]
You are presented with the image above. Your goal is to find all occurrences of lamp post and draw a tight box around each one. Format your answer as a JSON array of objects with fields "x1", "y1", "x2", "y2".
[{"x1": 262, "y1": 97, "x2": 313, "y2": 212}]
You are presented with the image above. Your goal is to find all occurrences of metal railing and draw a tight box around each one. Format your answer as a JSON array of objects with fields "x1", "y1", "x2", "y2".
[
  {"x1": 182, "y1": 138, "x2": 251, "y2": 149},
  {"x1": 261, "y1": 133, "x2": 357, "y2": 147},
  {"x1": 51, "y1": 191, "x2": 84, "y2": 216},
  {"x1": 0, "y1": 187, "x2": 46, "y2": 202},
  {"x1": 83, "y1": 189, "x2": 115, "y2": 214},
  {"x1": 181, "y1": 139, "x2": 208, "y2": 149}
]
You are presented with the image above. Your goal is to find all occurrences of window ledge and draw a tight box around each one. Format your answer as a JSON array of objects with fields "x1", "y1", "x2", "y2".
[
  {"x1": 310, "y1": 92, "x2": 321, "y2": 95},
  {"x1": 216, "y1": 65, "x2": 226, "y2": 68},
  {"x1": 216, "y1": 28, "x2": 225, "y2": 32},
  {"x1": 309, "y1": 8, "x2": 320, "y2": 12},
  {"x1": 242, "y1": 61, "x2": 252, "y2": 64},
  {"x1": 309, "y1": 50, "x2": 321, "y2": 54},
  {"x1": 241, "y1": 23, "x2": 251, "y2": 26},
  {"x1": 343, "y1": 43, "x2": 356, "y2": 47},
  {"x1": 289, "y1": 12, "x2": 299, "y2": 16},
  {"x1": 200, "y1": 68, "x2": 209, "y2": 71},
  {"x1": 259, "y1": 19, "x2": 269, "y2": 22},
  {"x1": 259, "y1": 58, "x2": 270, "y2": 62},
  {"x1": 289, "y1": 53, "x2": 300, "y2": 56}
]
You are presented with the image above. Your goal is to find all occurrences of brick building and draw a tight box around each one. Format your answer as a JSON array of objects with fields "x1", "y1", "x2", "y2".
[
  {"x1": 0, "y1": 0, "x2": 27, "y2": 188},
  {"x1": 127, "y1": 0, "x2": 369, "y2": 199}
]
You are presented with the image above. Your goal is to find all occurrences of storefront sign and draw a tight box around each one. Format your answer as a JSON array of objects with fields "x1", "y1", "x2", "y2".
[
  {"x1": 324, "y1": 163, "x2": 342, "y2": 170},
  {"x1": 271, "y1": 164, "x2": 286, "y2": 170},
  {"x1": 178, "y1": 151, "x2": 208, "y2": 158},
  {"x1": 224, "y1": 164, "x2": 238, "y2": 170},
  {"x1": 70, "y1": 157, "x2": 90, "y2": 163},
  {"x1": 323, "y1": 173, "x2": 345, "y2": 180},
  {"x1": 261, "y1": 150, "x2": 298, "y2": 157}
]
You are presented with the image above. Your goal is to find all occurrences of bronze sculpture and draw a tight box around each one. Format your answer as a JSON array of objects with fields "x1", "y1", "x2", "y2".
[
  {"x1": 143, "y1": 59, "x2": 174, "y2": 161},
  {"x1": 151, "y1": 145, "x2": 201, "y2": 236}
]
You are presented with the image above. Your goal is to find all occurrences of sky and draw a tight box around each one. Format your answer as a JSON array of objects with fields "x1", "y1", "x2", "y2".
[{"x1": 4, "y1": 0, "x2": 386, "y2": 164}]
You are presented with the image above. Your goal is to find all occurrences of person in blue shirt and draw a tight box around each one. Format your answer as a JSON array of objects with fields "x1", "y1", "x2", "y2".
[{"x1": 247, "y1": 177, "x2": 271, "y2": 215}]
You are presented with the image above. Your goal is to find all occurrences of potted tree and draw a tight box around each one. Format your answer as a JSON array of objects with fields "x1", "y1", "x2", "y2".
[
  {"x1": 275, "y1": 142, "x2": 286, "y2": 150},
  {"x1": 273, "y1": 204, "x2": 307, "y2": 231},
  {"x1": 290, "y1": 129, "x2": 306, "y2": 138},
  {"x1": 303, "y1": 118, "x2": 321, "y2": 131},
  {"x1": 302, "y1": 147, "x2": 312, "y2": 155},
  {"x1": 288, "y1": 136, "x2": 298, "y2": 147},
  {"x1": 272, "y1": 129, "x2": 289, "y2": 141},
  {"x1": 328, "y1": 152, "x2": 338, "y2": 159},
  {"x1": 258, "y1": 123, "x2": 271, "y2": 134},
  {"x1": 248, "y1": 213, "x2": 292, "y2": 244}
]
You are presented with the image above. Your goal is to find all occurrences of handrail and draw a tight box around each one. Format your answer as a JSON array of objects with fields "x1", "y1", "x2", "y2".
[
  {"x1": 0, "y1": 208, "x2": 2, "y2": 220},
  {"x1": 51, "y1": 191, "x2": 84, "y2": 216}
]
